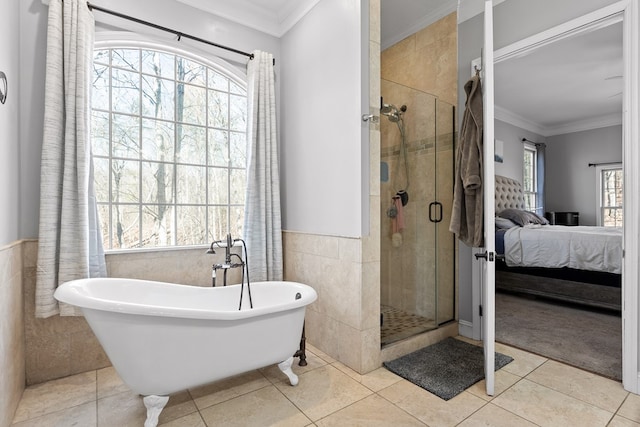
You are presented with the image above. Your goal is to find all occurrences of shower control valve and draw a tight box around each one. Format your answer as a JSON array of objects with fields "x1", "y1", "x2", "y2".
[{"x1": 362, "y1": 114, "x2": 379, "y2": 123}]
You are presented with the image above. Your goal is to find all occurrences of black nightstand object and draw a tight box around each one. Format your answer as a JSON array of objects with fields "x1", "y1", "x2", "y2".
[{"x1": 545, "y1": 211, "x2": 579, "y2": 226}]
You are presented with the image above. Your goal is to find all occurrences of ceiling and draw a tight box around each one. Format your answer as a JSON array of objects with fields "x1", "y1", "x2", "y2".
[
  {"x1": 177, "y1": 0, "x2": 623, "y2": 137},
  {"x1": 494, "y1": 21, "x2": 623, "y2": 137}
]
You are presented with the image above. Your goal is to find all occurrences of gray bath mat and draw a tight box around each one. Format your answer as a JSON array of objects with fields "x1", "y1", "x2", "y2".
[{"x1": 383, "y1": 337, "x2": 513, "y2": 400}]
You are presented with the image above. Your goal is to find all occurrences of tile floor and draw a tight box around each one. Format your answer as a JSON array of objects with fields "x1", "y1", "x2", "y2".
[{"x1": 10, "y1": 338, "x2": 640, "y2": 427}]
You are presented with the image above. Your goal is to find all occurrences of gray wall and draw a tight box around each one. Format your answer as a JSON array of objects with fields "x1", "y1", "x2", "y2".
[
  {"x1": 0, "y1": 0, "x2": 20, "y2": 246},
  {"x1": 495, "y1": 120, "x2": 546, "y2": 183},
  {"x1": 546, "y1": 125, "x2": 622, "y2": 226},
  {"x1": 280, "y1": 0, "x2": 366, "y2": 237},
  {"x1": 456, "y1": 0, "x2": 620, "y2": 324}
]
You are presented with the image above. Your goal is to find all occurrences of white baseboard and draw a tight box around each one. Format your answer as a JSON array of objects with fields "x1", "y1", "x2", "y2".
[{"x1": 458, "y1": 320, "x2": 474, "y2": 338}]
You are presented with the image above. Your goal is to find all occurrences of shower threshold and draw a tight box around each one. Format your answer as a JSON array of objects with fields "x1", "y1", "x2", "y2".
[{"x1": 380, "y1": 305, "x2": 437, "y2": 346}]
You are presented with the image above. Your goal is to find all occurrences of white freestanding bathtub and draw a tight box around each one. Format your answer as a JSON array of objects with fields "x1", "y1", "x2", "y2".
[{"x1": 54, "y1": 278, "x2": 317, "y2": 427}]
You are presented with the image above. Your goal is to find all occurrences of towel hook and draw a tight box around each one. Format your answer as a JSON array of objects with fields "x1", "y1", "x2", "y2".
[{"x1": 0, "y1": 71, "x2": 7, "y2": 105}]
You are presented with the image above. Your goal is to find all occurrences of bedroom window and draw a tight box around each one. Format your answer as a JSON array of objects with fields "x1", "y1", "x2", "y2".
[
  {"x1": 523, "y1": 143, "x2": 538, "y2": 212},
  {"x1": 91, "y1": 46, "x2": 247, "y2": 249},
  {"x1": 597, "y1": 164, "x2": 623, "y2": 227}
]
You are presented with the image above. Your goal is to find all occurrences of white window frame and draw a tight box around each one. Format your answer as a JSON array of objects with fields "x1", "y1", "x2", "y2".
[
  {"x1": 92, "y1": 36, "x2": 248, "y2": 250},
  {"x1": 596, "y1": 163, "x2": 623, "y2": 227},
  {"x1": 523, "y1": 142, "x2": 538, "y2": 212}
]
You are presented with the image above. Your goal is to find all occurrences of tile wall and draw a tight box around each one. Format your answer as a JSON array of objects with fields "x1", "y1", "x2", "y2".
[
  {"x1": 0, "y1": 241, "x2": 25, "y2": 427},
  {"x1": 381, "y1": 12, "x2": 458, "y2": 107}
]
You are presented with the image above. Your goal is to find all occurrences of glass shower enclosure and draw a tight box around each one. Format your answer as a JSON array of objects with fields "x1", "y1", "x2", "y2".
[{"x1": 380, "y1": 79, "x2": 456, "y2": 346}]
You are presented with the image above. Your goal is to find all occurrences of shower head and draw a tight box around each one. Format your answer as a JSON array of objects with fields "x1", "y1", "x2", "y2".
[
  {"x1": 381, "y1": 103, "x2": 396, "y2": 115},
  {"x1": 381, "y1": 103, "x2": 407, "y2": 123}
]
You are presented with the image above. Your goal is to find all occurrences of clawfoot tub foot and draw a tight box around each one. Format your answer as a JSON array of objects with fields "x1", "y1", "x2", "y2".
[
  {"x1": 278, "y1": 356, "x2": 299, "y2": 386},
  {"x1": 143, "y1": 395, "x2": 169, "y2": 427}
]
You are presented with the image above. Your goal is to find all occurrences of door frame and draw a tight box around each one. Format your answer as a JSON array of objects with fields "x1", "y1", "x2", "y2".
[{"x1": 471, "y1": 0, "x2": 640, "y2": 392}]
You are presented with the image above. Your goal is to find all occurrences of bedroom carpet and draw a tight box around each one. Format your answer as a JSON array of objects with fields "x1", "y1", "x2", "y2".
[
  {"x1": 383, "y1": 337, "x2": 513, "y2": 400},
  {"x1": 496, "y1": 292, "x2": 622, "y2": 380}
]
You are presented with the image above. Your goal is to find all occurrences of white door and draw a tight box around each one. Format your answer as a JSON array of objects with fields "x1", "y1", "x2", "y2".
[{"x1": 481, "y1": 0, "x2": 496, "y2": 397}]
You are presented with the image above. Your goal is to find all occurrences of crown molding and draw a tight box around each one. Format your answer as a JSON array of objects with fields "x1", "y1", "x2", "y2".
[
  {"x1": 494, "y1": 105, "x2": 547, "y2": 136},
  {"x1": 174, "y1": 0, "x2": 321, "y2": 38},
  {"x1": 457, "y1": 0, "x2": 507, "y2": 24},
  {"x1": 546, "y1": 113, "x2": 622, "y2": 136},
  {"x1": 496, "y1": 105, "x2": 622, "y2": 137}
]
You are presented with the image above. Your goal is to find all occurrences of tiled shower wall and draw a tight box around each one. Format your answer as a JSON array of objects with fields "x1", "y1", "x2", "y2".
[{"x1": 380, "y1": 12, "x2": 458, "y2": 324}]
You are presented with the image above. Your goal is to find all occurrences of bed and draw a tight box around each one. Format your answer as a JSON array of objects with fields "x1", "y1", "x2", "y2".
[{"x1": 494, "y1": 175, "x2": 622, "y2": 311}]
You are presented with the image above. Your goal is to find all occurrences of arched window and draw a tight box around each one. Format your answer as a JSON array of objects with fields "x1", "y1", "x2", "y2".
[{"x1": 91, "y1": 45, "x2": 247, "y2": 249}]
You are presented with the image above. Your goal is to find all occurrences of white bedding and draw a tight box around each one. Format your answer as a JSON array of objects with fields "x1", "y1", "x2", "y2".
[{"x1": 504, "y1": 225, "x2": 622, "y2": 274}]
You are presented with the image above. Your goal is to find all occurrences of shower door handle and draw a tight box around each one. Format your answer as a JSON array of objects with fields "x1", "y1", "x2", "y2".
[{"x1": 429, "y1": 201, "x2": 443, "y2": 223}]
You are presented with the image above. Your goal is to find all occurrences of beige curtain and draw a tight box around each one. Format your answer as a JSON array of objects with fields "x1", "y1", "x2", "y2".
[
  {"x1": 243, "y1": 51, "x2": 283, "y2": 281},
  {"x1": 36, "y1": 0, "x2": 106, "y2": 317}
]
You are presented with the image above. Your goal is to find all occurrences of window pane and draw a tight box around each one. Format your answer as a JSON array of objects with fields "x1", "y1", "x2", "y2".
[
  {"x1": 229, "y1": 94, "x2": 247, "y2": 131},
  {"x1": 97, "y1": 204, "x2": 111, "y2": 248},
  {"x1": 603, "y1": 207, "x2": 623, "y2": 227},
  {"x1": 112, "y1": 49, "x2": 140, "y2": 71},
  {"x1": 112, "y1": 69, "x2": 140, "y2": 114},
  {"x1": 208, "y1": 70, "x2": 229, "y2": 91},
  {"x1": 93, "y1": 158, "x2": 110, "y2": 203},
  {"x1": 208, "y1": 129, "x2": 228, "y2": 166},
  {"x1": 111, "y1": 204, "x2": 139, "y2": 248},
  {"x1": 142, "y1": 161, "x2": 174, "y2": 205},
  {"x1": 208, "y1": 90, "x2": 229, "y2": 128},
  {"x1": 208, "y1": 206, "x2": 228, "y2": 241},
  {"x1": 177, "y1": 124, "x2": 206, "y2": 165},
  {"x1": 142, "y1": 204, "x2": 173, "y2": 247},
  {"x1": 229, "y1": 132, "x2": 246, "y2": 168},
  {"x1": 112, "y1": 114, "x2": 140, "y2": 159},
  {"x1": 141, "y1": 75, "x2": 175, "y2": 120},
  {"x1": 177, "y1": 165, "x2": 206, "y2": 204},
  {"x1": 91, "y1": 111, "x2": 110, "y2": 156},
  {"x1": 176, "y1": 206, "x2": 207, "y2": 245},
  {"x1": 523, "y1": 150, "x2": 535, "y2": 192},
  {"x1": 142, "y1": 119, "x2": 174, "y2": 162},
  {"x1": 177, "y1": 58, "x2": 207, "y2": 86},
  {"x1": 141, "y1": 50, "x2": 175, "y2": 79},
  {"x1": 178, "y1": 84, "x2": 207, "y2": 125},
  {"x1": 229, "y1": 206, "x2": 244, "y2": 238},
  {"x1": 94, "y1": 49, "x2": 109, "y2": 65},
  {"x1": 208, "y1": 167, "x2": 228, "y2": 204},
  {"x1": 112, "y1": 160, "x2": 139, "y2": 203},
  {"x1": 92, "y1": 64, "x2": 110, "y2": 110},
  {"x1": 230, "y1": 168, "x2": 246, "y2": 204},
  {"x1": 229, "y1": 80, "x2": 246, "y2": 96}
]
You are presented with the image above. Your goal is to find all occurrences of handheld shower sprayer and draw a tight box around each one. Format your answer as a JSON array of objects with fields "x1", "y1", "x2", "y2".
[{"x1": 381, "y1": 103, "x2": 407, "y2": 123}]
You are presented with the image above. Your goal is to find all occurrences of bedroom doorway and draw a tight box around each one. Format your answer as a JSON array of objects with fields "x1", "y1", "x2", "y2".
[{"x1": 483, "y1": 1, "x2": 640, "y2": 392}]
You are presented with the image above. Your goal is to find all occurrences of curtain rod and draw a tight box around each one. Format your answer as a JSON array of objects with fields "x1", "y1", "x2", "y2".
[
  {"x1": 521, "y1": 137, "x2": 546, "y2": 148},
  {"x1": 588, "y1": 161, "x2": 622, "y2": 167},
  {"x1": 86, "y1": 2, "x2": 256, "y2": 61}
]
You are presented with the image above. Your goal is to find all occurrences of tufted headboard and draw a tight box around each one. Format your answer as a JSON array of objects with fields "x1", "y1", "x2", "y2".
[{"x1": 495, "y1": 175, "x2": 525, "y2": 212}]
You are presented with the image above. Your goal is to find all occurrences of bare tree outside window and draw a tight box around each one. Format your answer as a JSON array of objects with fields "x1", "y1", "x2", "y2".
[
  {"x1": 523, "y1": 144, "x2": 537, "y2": 212},
  {"x1": 92, "y1": 47, "x2": 247, "y2": 249},
  {"x1": 600, "y1": 167, "x2": 623, "y2": 227}
]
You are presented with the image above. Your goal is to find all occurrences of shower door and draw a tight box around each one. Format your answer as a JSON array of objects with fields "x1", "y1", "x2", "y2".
[{"x1": 380, "y1": 80, "x2": 455, "y2": 346}]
